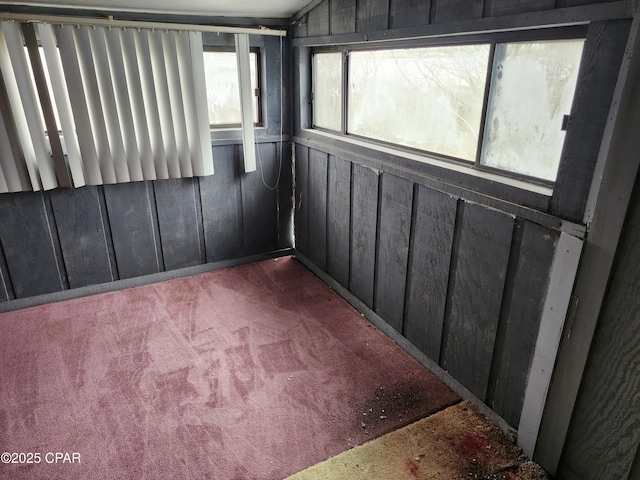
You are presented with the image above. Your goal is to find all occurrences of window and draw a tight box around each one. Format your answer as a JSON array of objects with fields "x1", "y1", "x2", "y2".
[
  {"x1": 313, "y1": 52, "x2": 342, "y2": 130},
  {"x1": 312, "y1": 33, "x2": 584, "y2": 183},
  {"x1": 203, "y1": 48, "x2": 260, "y2": 128}
]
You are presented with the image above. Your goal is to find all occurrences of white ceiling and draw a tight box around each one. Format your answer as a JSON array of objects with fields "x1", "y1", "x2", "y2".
[{"x1": 0, "y1": 0, "x2": 312, "y2": 18}]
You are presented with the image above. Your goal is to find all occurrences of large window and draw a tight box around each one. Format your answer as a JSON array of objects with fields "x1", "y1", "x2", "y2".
[
  {"x1": 312, "y1": 33, "x2": 584, "y2": 183},
  {"x1": 203, "y1": 48, "x2": 260, "y2": 128}
]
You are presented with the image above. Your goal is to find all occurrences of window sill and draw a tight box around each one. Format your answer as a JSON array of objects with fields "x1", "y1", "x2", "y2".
[{"x1": 300, "y1": 129, "x2": 554, "y2": 198}]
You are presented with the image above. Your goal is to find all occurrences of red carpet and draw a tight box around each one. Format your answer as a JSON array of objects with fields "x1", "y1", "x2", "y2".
[{"x1": 0, "y1": 257, "x2": 458, "y2": 479}]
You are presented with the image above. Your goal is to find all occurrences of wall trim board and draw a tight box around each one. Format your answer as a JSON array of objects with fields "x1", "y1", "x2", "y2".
[
  {"x1": 293, "y1": 137, "x2": 586, "y2": 238},
  {"x1": 535, "y1": 3, "x2": 640, "y2": 474},
  {"x1": 0, "y1": 248, "x2": 293, "y2": 314},
  {"x1": 210, "y1": 134, "x2": 292, "y2": 147},
  {"x1": 294, "y1": 251, "x2": 517, "y2": 441},
  {"x1": 517, "y1": 232, "x2": 583, "y2": 459},
  {"x1": 293, "y1": 1, "x2": 631, "y2": 45}
]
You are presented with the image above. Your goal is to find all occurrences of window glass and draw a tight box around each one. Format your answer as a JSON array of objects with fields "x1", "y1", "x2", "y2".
[
  {"x1": 348, "y1": 45, "x2": 490, "y2": 161},
  {"x1": 313, "y1": 52, "x2": 342, "y2": 131},
  {"x1": 480, "y1": 39, "x2": 584, "y2": 181},
  {"x1": 203, "y1": 50, "x2": 258, "y2": 127}
]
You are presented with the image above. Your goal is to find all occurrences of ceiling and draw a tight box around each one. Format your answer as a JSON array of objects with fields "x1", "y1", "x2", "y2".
[{"x1": 0, "y1": 0, "x2": 312, "y2": 18}]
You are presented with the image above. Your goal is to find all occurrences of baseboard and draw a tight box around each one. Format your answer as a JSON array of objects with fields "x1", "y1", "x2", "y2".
[{"x1": 0, "y1": 248, "x2": 294, "y2": 313}]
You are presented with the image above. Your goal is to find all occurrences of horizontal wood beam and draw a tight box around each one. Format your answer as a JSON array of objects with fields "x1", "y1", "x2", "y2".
[{"x1": 293, "y1": 1, "x2": 632, "y2": 46}]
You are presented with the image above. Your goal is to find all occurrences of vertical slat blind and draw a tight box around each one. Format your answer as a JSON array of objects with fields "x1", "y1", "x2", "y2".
[
  {"x1": 235, "y1": 33, "x2": 257, "y2": 173},
  {"x1": 0, "y1": 20, "x2": 215, "y2": 193}
]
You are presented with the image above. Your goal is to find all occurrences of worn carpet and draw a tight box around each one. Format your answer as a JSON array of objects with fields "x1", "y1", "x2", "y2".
[{"x1": 0, "y1": 256, "x2": 459, "y2": 479}]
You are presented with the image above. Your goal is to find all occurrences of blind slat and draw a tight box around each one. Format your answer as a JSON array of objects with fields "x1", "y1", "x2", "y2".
[
  {"x1": 163, "y1": 31, "x2": 192, "y2": 178},
  {"x1": 187, "y1": 31, "x2": 214, "y2": 176},
  {"x1": 1, "y1": 21, "x2": 57, "y2": 190},
  {"x1": 0, "y1": 22, "x2": 50, "y2": 190},
  {"x1": 235, "y1": 33, "x2": 257, "y2": 173},
  {"x1": 104, "y1": 27, "x2": 144, "y2": 182},
  {"x1": 76, "y1": 26, "x2": 116, "y2": 184},
  {"x1": 0, "y1": 68, "x2": 31, "y2": 192},
  {"x1": 88, "y1": 26, "x2": 130, "y2": 183},
  {"x1": 148, "y1": 29, "x2": 180, "y2": 178},
  {"x1": 38, "y1": 23, "x2": 85, "y2": 188},
  {"x1": 133, "y1": 29, "x2": 168, "y2": 179},
  {"x1": 120, "y1": 28, "x2": 155, "y2": 180},
  {"x1": 55, "y1": 24, "x2": 102, "y2": 185},
  {"x1": 22, "y1": 22, "x2": 71, "y2": 188}
]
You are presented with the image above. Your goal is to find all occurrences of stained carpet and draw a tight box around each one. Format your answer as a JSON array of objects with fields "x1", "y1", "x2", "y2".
[
  {"x1": 0, "y1": 256, "x2": 459, "y2": 479},
  {"x1": 286, "y1": 402, "x2": 549, "y2": 480}
]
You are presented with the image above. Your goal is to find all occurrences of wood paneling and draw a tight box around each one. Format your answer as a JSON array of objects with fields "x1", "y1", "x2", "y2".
[
  {"x1": 374, "y1": 173, "x2": 413, "y2": 332},
  {"x1": 488, "y1": 221, "x2": 558, "y2": 427},
  {"x1": 200, "y1": 145, "x2": 244, "y2": 262},
  {"x1": 551, "y1": 19, "x2": 632, "y2": 222},
  {"x1": 432, "y1": 0, "x2": 484, "y2": 23},
  {"x1": 308, "y1": 149, "x2": 328, "y2": 270},
  {"x1": 104, "y1": 182, "x2": 161, "y2": 280},
  {"x1": 0, "y1": 192, "x2": 63, "y2": 297},
  {"x1": 484, "y1": 0, "x2": 554, "y2": 17},
  {"x1": 277, "y1": 143, "x2": 295, "y2": 250},
  {"x1": 241, "y1": 143, "x2": 279, "y2": 256},
  {"x1": 404, "y1": 186, "x2": 457, "y2": 361},
  {"x1": 350, "y1": 163, "x2": 379, "y2": 308},
  {"x1": 153, "y1": 178, "x2": 204, "y2": 271},
  {"x1": 559, "y1": 178, "x2": 640, "y2": 480},
  {"x1": 307, "y1": 1, "x2": 330, "y2": 37},
  {"x1": 295, "y1": 144, "x2": 310, "y2": 255},
  {"x1": 49, "y1": 186, "x2": 114, "y2": 289},
  {"x1": 327, "y1": 155, "x2": 351, "y2": 287},
  {"x1": 331, "y1": 0, "x2": 357, "y2": 35},
  {"x1": 442, "y1": 202, "x2": 514, "y2": 400},
  {"x1": 357, "y1": 0, "x2": 390, "y2": 32},
  {"x1": 0, "y1": 241, "x2": 11, "y2": 301},
  {"x1": 389, "y1": 0, "x2": 430, "y2": 28}
]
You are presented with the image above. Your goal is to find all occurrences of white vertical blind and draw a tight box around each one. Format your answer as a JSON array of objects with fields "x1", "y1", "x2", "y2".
[
  {"x1": 235, "y1": 33, "x2": 257, "y2": 173},
  {"x1": 186, "y1": 30, "x2": 214, "y2": 177},
  {"x1": 148, "y1": 29, "x2": 180, "y2": 178},
  {"x1": 104, "y1": 26, "x2": 143, "y2": 182},
  {"x1": 0, "y1": 20, "x2": 216, "y2": 192},
  {"x1": 55, "y1": 23, "x2": 103, "y2": 184},
  {"x1": 0, "y1": 21, "x2": 56, "y2": 190},
  {"x1": 37, "y1": 23, "x2": 86, "y2": 187}
]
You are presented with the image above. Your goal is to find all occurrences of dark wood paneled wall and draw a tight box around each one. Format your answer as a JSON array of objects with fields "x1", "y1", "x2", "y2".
[
  {"x1": 294, "y1": 145, "x2": 558, "y2": 428},
  {"x1": 557, "y1": 174, "x2": 640, "y2": 480},
  {"x1": 0, "y1": 142, "x2": 292, "y2": 302},
  {"x1": 291, "y1": 0, "x2": 632, "y2": 437}
]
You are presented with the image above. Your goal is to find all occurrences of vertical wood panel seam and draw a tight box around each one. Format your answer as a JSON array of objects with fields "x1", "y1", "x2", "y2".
[
  {"x1": 41, "y1": 192, "x2": 68, "y2": 290},
  {"x1": 236, "y1": 145, "x2": 247, "y2": 256},
  {"x1": 0, "y1": 238, "x2": 13, "y2": 300},
  {"x1": 372, "y1": 170, "x2": 383, "y2": 312},
  {"x1": 149, "y1": 181, "x2": 166, "y2": 272},
  {"x1": 97, "y1": 185, "x2": 119, "y2": 281},
  {"x1": 325, "y1": 150, "x2": 331, "y2": 271},
  {"x1": 439, "y1": 198, "x2": 464, "y2": 366},
  {"x1": 348, "y1": 160, "x2": 354, "y2": 289},
  {"x1": 401, "y1": 182, "x2": 419, "y2": 337},
  {"x1": 145, "y1": 181, "x2": 162, "y2": 273},
  {"x1": 193, "y1": 177, "x2": 206, "y2": 264},
  {"x1": 485, "y1": 217, "x2": 521, "y2": 407}
]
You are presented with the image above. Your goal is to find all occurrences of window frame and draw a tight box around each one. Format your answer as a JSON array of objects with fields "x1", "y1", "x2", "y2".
[
  {"x1": 311, "y1": 26, "x2": 587, "y2": 187},
  {"x1": 203, "y1": 45, "x2": 263, "y2": 129}
]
